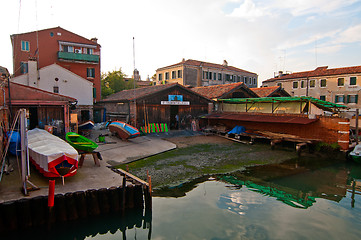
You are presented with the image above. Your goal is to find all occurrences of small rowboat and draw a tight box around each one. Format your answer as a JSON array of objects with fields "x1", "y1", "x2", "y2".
[
  {"x1": 65, "y1": 132, "x2": 98, "y2": 152},
  {"x1": 78, "y1": 120, "x2": 95, "y2": 130},
  {"x1": 350, "y1": 143, "x2": 361, "y2": 163},
  {"x1": 108, "y1": 121, "x2": 140, "y2": 141},
  {"x1": 27, "y1": 128, "x2": 78, "y2": 178}
]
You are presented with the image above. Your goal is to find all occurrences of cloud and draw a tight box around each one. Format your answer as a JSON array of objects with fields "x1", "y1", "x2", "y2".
[{"x1": 228, "y1": 0, "x2": 264, "y2": 20}]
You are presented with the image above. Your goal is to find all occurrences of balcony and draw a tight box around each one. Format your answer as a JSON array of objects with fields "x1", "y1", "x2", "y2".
[{"x1": 57, "y1": 51, "x2": 99, "y2": 63}]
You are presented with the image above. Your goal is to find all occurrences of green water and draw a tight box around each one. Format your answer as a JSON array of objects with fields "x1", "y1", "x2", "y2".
[
  {"x1": 9, "y1": 158, "x2": 361, "y2": 239},
  {"x1": 85, "y1": 158, "x2": 361, "y2": 240}
]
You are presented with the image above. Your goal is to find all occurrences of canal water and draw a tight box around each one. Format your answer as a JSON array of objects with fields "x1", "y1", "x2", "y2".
[{"x1": 10, "y1": 156, "x2": 361, "y2": 240}]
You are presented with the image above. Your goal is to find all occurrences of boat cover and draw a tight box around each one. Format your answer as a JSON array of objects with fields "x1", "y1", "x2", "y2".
[
  {"x1": 228, "y1": 126, "x2": 246, "y2": 135},
  {"x1": 28, "y1": 128, "x2": 78, "y2": 177}
]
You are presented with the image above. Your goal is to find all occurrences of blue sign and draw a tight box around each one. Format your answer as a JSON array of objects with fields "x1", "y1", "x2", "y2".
[{"x1": 168, "y1": 95, "x2": 183, "y2": 101}]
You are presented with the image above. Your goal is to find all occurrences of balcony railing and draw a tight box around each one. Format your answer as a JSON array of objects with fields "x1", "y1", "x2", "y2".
[{"x1": 58, "y1": 51, "x2": 99, "y2": 63}]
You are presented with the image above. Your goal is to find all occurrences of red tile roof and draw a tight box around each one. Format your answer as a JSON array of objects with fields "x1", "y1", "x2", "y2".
[
  {"x1": 263, "y1": 66, "x2": 361, "y2": 83},
  {"x1": 250, "y1": 86, "x2": 290, "y2": 97},
  {"x1": 157, "y1": 59, "x2": 257, "y2": 75},
  {"x1": 101, "y1": 83, "x2": 210, "y2": 102},
  {"x1": 191, "y1": 82, "x2": 258, "y2": 99}
]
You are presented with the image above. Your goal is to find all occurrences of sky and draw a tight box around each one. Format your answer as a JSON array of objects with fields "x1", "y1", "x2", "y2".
[{"x1": 1, "y1": 0, "x2": 361, "y2": 85}]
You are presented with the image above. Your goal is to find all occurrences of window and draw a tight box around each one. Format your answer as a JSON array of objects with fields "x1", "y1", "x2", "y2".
[
  {"x1": 338, "y1": 78, "x2": 344, "y2": 86},
  {"x1": 277, "y1": 82, "x2": 282, "y2": 88},
  {"x1": 320, "y1": 79, "x2": 326, "y2": 87},
  {"x1": 87, "y1": 68, "x2": 95, "y2": 78},
  {"x1": 87, "y1": 48, "x2": 93, "y2": 55},
  {"x1": 63, "y1": 45, "x2": 74, "y2": 52},
  {"x1": 21, "y1": 41, "x2": 30, "y2": 51},
  {"x1": 225, "y1": 74, "x2": 231, "y2": 81},
  {"x1": 53, "y1": 86, "x2": 59, "y2": 93},
  {"x1": 209, "y1": 72, "x2": 212, "y2": 80},
  {"x1": 178, "y1": 70, "x2": 182, "y2": 78},
  {"x1": 218, "y1": 73, "x2": 222, "y2": 81},
  {"x1": 20, "y1": 62, "x2": 28, "y2": 74},
  {"x1": 309, "y1": 79, "x2": 315, "y2": 88},
  {"x1": 214, "y1": 73, "x2": 217, "y2": 80},
  {"x1": 301, "y1": 80, "x2": 305, "y2": 88},
  {"x1": 347, "y1": 94, "x2": 358, "y2": 104},
  {"x1": 292, "y1": 81, "x2": 298, "y2": 89},
  {"x1": 93, "y1": 87, "x2": 96, "y2": 98},
  {"x1": 335, "y1": 95, "x2": 345, "y2": 103},
  {"x1": 171, "y1": 71, "x2": 176, "y2": 79},
  {"x1": 158, "y1": 73, "x2": 163, "y2": 81},
  {"x1": 253, "y1": 78, "x2": 256, "y2": 85},
  {"x1": 165, "y1": 72, "x2": 169, "y2": 80},
  {"x1": 350, "y1": 77, "x2": 357, "y2": 85},
  {"x1": 320, "y1": 95, "x2": 326, "y2": 101}
]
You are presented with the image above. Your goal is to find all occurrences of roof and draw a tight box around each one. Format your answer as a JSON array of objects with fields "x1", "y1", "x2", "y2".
[
  {"x1": 263, "y1": 66, "x2": 361, "y2": 83},
  {"x1": 157, "y1": 59, "x2": 257, "y2": 75},
  {"x1": 101, "y1": 83, "x2": 211, "y2": 102},
  {"x1": 192, "y1": 82, "x2": 258, "y2": 99},
  {"x1": 250, "y1": 86, "x2": 290, "y2": 97},
  {"x1": 203, "y1": 112, "x2": 318, "y2": 124},
  {"x1": 11, "y1": 26, "x2": 100, "y2": 47},
  {"x1": 219, "y1": 96, "x2": 348, "y2": 111}
]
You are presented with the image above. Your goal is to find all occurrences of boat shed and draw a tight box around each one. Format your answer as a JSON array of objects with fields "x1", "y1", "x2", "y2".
[
  {"x1": 191, "y1": 82, "x2": 258, "y2": 100},
  {"x1": 96, "y1": 83, "x2": 212, "y2": 130},
  {"x1": 4, "y1": 81, "x2": 76, "y2": 136},
  {"x1": 203, "y1": 97, "x2": 350, "y2": 150}
]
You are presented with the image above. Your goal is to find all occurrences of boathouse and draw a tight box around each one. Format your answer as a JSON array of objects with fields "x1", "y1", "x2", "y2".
[
  {"x1": 96, "y1": 83, "x2": 212, "y2": 130},
  {"x1": 203, "y1": 97, "x2": 350, "y2": 150},
  {"x1": 4, "y1": 81, "x2": 76, "y2": 135}
]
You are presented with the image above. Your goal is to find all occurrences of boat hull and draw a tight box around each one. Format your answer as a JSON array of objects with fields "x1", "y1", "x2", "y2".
[
  {"x1": 78, "y1": 120, "x2": 95, "y2": 130},
  {"x1": 28, "y1": 128, "x2": 78, "y2": 178},
  {"x1": 66, "y1": 132, "x2": 98, "y2": 152},
  {"x1": 350, "y1": 154, "x2": 361, "y2": 163},
  {"x1": 109, "y1": 121, "x2": 140, "y2": 140}
]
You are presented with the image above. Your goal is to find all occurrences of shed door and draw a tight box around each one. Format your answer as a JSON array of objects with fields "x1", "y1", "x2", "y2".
[{"x1": 170, "y1": 105, "x2": 179, "y2": 129}]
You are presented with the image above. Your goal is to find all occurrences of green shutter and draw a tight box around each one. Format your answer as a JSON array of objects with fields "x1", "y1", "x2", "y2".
[
  {"x1": 347, "y1": 95, "x2": 350, "y2": 103},
  {"x1": 93, "y1": 87, "x2": 96, "y2": 98},
  {"x1": 356, "y1": 95, "x2": 359, "y2": 104},
  {"x1": 343, "y1": 95, "x2": 346, "y2": 103}
]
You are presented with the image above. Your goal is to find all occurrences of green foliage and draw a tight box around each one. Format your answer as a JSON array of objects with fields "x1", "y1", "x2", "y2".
[
  {"x1": 101, "y1": 68, "x2": 138, "y2": 99},
  {"x1": 315, "y1": 142, "x2": 341, "y2": 152}
]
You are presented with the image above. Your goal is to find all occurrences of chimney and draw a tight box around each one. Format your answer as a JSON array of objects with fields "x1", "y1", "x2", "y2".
[
  {"x1": 90, "y1": 37, "x2": 98, "y2": 43},
  {"x1": 223, "y1": 60, "x2": 228, "y2": 67},
  {"x1": 28, "y1": 58, "x2": 39, "y2": 86},
  {"x1": 182, "y1": 58, "x2": 185, "y2": 62}
]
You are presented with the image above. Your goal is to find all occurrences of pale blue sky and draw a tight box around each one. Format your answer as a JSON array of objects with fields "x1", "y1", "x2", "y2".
[{"x1": 1, "y1": 0, "x2": 361, "y2": 85}]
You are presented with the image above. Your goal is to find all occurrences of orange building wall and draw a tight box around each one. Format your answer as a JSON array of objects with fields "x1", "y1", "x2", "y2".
[{"x1": 11, "y1": 27, "x2": 101, "y2": 101}]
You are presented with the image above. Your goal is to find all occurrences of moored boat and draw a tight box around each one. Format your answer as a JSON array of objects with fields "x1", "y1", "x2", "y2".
[
  {"x1": 349, "y1": 143, "x2": 361, "y2": 163},
  {"x1": 28, "y1": 128, "x2": 78, "y2": 178},
  {"x1": 108, "y1": 121, "x2": 140, "y2": 140},
  {"x1": 66, "y1": 132, "x2": 98, "y2": 152},
  {"x1": 78, "y1": 120, "x2": 95, "y2": 130}
]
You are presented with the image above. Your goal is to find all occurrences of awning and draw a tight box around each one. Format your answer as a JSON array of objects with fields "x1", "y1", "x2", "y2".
[{"x1": 203, "y1": 112, "x2": 318, "y2": 124}]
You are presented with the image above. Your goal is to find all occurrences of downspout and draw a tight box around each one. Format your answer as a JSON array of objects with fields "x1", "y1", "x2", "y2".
[{"x1": 7, "y1": 75, "x2": 12, "y2": 122}]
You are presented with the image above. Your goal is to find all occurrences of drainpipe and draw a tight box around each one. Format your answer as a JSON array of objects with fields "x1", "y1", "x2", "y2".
[
  {"x1": 356, "y1": 109, "x2": 359, "y2": 145},
  {"x1": 7, "y1": 75, "x2": 12, "y2": 122}
]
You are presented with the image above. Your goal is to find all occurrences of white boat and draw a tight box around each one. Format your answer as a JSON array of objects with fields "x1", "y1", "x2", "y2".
[{"x1": 27, "y1": 128, "x2": 79, "y2": 177}]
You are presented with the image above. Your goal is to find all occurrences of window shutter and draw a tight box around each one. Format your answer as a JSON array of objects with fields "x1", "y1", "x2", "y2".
[
  {"x1": 335, "y1": 95, "x2": 337, "y2": 103},
  {"x1": 347, "y1": 95, "x2": 350, "y2": 103},
  {"x1": 93, "y1": 87, "x2": 96, "y2": 98},
  {"x1": 356, "y1": 95, "x2": 359, "y2": 104},
  {"x1": 343, "y1": 95, "x2": 346, "y2": 103}
]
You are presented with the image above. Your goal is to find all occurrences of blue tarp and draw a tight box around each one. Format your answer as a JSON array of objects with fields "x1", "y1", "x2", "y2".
[
  {"x1": 228, "y1": 126, "x2": 246, "y2": 135},
  {"x1": 7, "y1": 131, "x2": 21, "y2": 156}
]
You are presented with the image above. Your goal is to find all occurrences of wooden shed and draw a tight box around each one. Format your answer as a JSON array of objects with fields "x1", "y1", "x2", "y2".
[
  {"x1": 97, "y1": 83, "x2": 212, "y2": 130},
  {"x1": 5, "y1": 81, "x2": 76, "y2": 136}
]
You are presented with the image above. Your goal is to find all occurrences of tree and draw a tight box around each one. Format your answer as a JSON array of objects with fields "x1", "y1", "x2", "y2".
[{"x1": 101, "y1": 68, "x2": 137, "y2": 99}]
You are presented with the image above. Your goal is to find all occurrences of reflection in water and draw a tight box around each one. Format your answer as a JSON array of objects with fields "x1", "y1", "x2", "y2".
[{"x1": 3, "y1": 208, "x2": 152, "y2": 240}]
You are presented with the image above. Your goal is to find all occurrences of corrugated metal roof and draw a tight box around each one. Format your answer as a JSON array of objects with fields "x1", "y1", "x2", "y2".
[{"x1": 203, "y1": 112, "x2": 318, "y2": 124}]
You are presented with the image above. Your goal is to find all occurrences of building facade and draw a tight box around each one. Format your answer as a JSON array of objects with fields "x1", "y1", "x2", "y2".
[
  {"x1": 262, "y1": 66, "x2": 361, "y2": 111},
  {"x1": 11, "y1": 26, "x2": 101, "y2": 103},
  {"x1": 156, "y1": 59, "x2": 258, "y2": 88}
]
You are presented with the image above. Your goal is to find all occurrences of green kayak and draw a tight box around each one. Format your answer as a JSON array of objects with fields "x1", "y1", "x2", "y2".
[{"x1": 65, "y1": 132, "x2": 98, "y2": 152}]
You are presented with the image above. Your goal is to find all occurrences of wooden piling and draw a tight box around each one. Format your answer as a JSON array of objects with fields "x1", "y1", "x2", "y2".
[
  {"x1": 2, "y1": 200, "x2": 18, "y2": 231},
  {"x1": 98, "y1": 188, "x2": 110, "y2": 214},
  {"x1": 54, "y1": 194, "x2": 67, "y2": 222},
  {"x1": 108, "y1": 186, "x2": 120, "y2": 212},
  {"x1": 74, "y1": 191, "x2": 88, "y2": 219},
  {"x1": 65, "y1": 192, "x2": 78, "y2": 221},
  {"x1": 86, "y1": 189, "x2": 100, "y2": 216},
  {"x1": 30, "y1": 195, "x2": 47, "y2": 227},
  {"x1": 16, "y1": 198, "x2": 32, "y2": 229}
]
